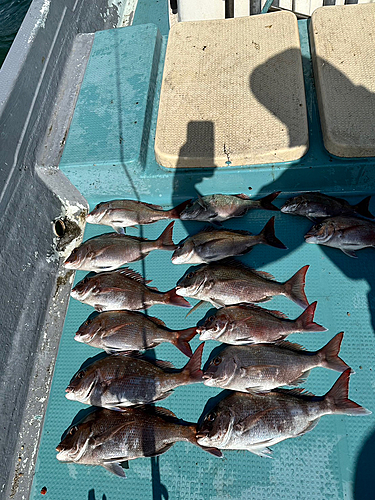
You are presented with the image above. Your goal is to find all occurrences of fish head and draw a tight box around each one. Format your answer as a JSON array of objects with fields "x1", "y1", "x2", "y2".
[
  {"x1": 198, "y1": 311, "x2": 229, "y2": 340},
  {"x1": 179, "y1": 199, "x2": 216, "y2": 221},
  {"x1": 64, "y1": 246, "x2": 90, "y2": 270},
  {"x1": 196, "y1": 407, "x2": 232, "y2": 448},
  {"x1": 304, "y1": 220, "x2": 334, "y2": 244},
  {"x1": 280, "y1": 195, "x2": 308, "y2": 215},
  {"x1": 175, "y1": 266, "x2": 207, "y2": 297},
  {"x1": 56, "y1": 421, "x2": 92, "y2": 463},
  {"x1": 65, "y1": 365, "x2": 98, "y2": 402},
  {"x1": 171, "y1": 240, "x2": 196, "y2": 264},
  {"x1": 74, "y1": 315, "x2": 101, "y2": 343},
  {"x1": 86, "y1": 202, "x2": 111, "y2": 224},
  {"x1": 71, "y1": 275, "x2": 101, "y2": 302},
  {"x1": 203, "y1": 353, "x2": 235, "y2": 387}
]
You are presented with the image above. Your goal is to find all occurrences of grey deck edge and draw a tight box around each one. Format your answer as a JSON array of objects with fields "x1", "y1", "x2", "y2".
[{"x1": 0, "y1": 1, "x2": 137, "y2": 499}]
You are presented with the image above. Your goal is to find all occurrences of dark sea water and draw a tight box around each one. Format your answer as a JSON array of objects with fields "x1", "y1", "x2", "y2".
[{"x1": 0, "y1": 0, "x2": 33, "y2": 66}]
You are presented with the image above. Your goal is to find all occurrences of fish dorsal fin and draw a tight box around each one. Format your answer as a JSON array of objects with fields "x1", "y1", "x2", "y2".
[
  {"x1": 274, "y1": 340, "x2": 307, "y2": 352},
  {"x1": 199, "y1": 226, "x2": 252, "y2": 236},
  {"x1": 116, "y1": 268, "x2": 150, "y2": 283},
  {"x1": 143, "y1": 202, "x2": 164, "y2": 210},
  {"x1": 153, "y1": 406, "x2": 178, "y2": 420},
  {"x1": 234, "y1": 193, "x2": 251, "y2": 200},
  {"x1": 275, "y1": 387, "x2": 317, "y2": 399},
  {"x1": 196, "y1": 192, "x2": 208, "y2": 209},
  {"x1": 235, "y1": 303, "x2": 288, "y2": 319},
  {"x1": 149, "y1": 316, "x2": 167, "y2": 328},
  {"x1": 219, "y1": 258, "x2": 252, "y2": 271},
  {"x1": 267, "y1": 309, "x2": 289, "y2": 319},
  {"x1": 153, "y1": 359, "x2": 176, "y2": 371},
  {"x1": 250, "y1": 269, "x2": 275, "y2": 280}
]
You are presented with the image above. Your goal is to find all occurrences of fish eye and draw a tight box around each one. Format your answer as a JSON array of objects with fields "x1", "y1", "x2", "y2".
[
  {"x1": 69, "y1": 426, "x2": 78, "y2": 436},
  {"x1": 213, "y1": 357, "x2": 222, "y2": 366},
  {"x1": 77, "y1": 370, "x2": 85, "y2": 379},
  {"x1": 206, "y1": 412, "x2": 216, "y2": 422},
  {"x1": 187, "y1": 272, "x2": 194, "y2": 279},
  {"x1": 208, "y1": 316, "x2": 215, "y2": 323}
]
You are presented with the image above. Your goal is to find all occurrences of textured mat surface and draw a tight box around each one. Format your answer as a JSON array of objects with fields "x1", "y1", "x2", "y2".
[
  {"x1": 155, "y1": 12, "x2": 309, "y2": 168},
  {"x1": 31, "y1": 19, "x2": 375, "y2": 500},
  {"x1": 310, "y1": 3, "x2": 375, "y2": 157}
]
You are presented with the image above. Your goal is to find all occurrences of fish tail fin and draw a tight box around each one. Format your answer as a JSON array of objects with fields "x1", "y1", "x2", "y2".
[
  {"x1": 318, "y1": 332, "x2": 351, "y2": 372},
  {"x1": 324, "y1": 369, "x2": 371, "y2": 415},
  {"x1": 164, "y1": 289, "x2": 191, "y2": 308},
  {"x1": 295, "y1": 301, "x2": 327, "y2": 332},
  {"x1": 284, "y1": 265, "x2": 309, "y2": 308},
  {"x1": 259, "y1": 191, "x2": 281, "y2": 211},
  {"x1": 186, "y1": 424, "x2": 223, "y2": 457},
  {"x1": 157, "y1": 222, "x2": 177, "y2": 250},
  {"x1": 168, "y1": 199, "x2": 193, "y2": 218},
  {"x1": 172, "y1": 327, "x2": 197, "y2": 357},
  {"x1": 354, "y1": 195, "x2": 374, "y2": 219},
  {"x1": 181, "y1": 343, "x2": 204, "y2": 382},
  {"x1": 259, "y1": 216, "x2": 287, "y2": 249}
]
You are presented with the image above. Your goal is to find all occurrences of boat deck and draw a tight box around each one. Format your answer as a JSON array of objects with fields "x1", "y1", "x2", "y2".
[{"x1": 30, "y1": 10, "x2": 375, "y2": 500}]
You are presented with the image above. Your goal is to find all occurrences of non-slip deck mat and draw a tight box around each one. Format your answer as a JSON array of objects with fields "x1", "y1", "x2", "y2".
[
  {"x1": 155, "y1": 12, "x2": 309, "y2": 168},
  {"x1": 31, "y1": 19, "x2": 375, "y2": 500},
  {"x1": 310, "y1": 3, "x2": 375, "y2": 157}
]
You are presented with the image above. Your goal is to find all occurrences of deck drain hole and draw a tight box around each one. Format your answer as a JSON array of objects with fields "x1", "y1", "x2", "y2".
[{"x1": 53, "y1": 219, "x2": 66, "y2": 238}]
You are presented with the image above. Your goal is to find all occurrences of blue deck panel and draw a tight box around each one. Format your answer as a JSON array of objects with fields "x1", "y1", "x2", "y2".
[{"x1": 32, "y1": 17, "x2": 375, "y2": 500}]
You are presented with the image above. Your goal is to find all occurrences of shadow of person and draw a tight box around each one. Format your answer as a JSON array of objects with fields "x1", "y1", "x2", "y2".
[
  {"x1": 353, "y1": 425, "x2": 375, "y2": 500},
  {"x1": 172, "y1": 120, "x2": 217, "y2": 234},
  {"x1": 249, "y1": 48, "x2": 375, "y2": 330}
]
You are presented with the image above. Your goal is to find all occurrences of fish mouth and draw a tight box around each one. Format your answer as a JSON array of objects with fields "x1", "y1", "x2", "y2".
[
  {"x1": 196, "y1": 430, "x2": 210, "y2": 439},
  {"x1": 64, "y1": 259, "x2": 79, "y2": 269}
]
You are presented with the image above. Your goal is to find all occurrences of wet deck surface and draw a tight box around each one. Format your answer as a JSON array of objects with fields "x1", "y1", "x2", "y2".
[{"x1": 31, "y1": 16, "x2": 375, "y2": 500}]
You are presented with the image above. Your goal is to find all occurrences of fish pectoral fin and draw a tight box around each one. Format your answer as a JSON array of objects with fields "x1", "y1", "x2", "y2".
[
  {"x1": 102, "y1": 461, "x2": 127, "y2": 477},
  {"x1": 93, "y1": 422, "x2": 135, "y2": 446},
  {"x1": 101, "y1": 324, "x2": 128, "y2": 338},
  {"x1": 185, "y1": 300, "x2": 206, "y2": 318},
  {"x1": 210, "y1": 298, "x2": 226, "y2": 308},
  {"x1": 289, "y1": 370, "x2": 311, "y2": 387},
  {"x1": 247, "y1": 443, "x2": 274, "y2": 458},
  {"x1": 237, "y1": 408, "x2": 276, "y2": 433},
  {"x1": 112, "y1": 226, "x2": 126, "y2": 234},
  {"x1": 143, "y1": 442, "x2": 175, "y2": 458},
  {"x1": 341, "y1": 249, "x2": 357, "y2": 258}
]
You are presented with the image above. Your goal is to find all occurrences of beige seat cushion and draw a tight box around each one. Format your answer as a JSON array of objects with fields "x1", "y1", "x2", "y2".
[
  {"x1": 155, "y1": 12, "x2": 309, "y2": 168},
  {"x1": 310, "y1": 3, "x2": 375, "y2": 157}
]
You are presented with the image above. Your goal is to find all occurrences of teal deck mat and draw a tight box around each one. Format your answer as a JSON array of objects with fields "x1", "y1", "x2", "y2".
[{"x1": 31, "y1": 19, "x2": 375, "y2": 500}]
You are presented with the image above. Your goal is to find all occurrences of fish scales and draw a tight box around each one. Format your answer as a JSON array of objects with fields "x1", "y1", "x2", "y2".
[
  {"x1": 86, "y1": 199, "x2": 191, "y2": 232},
  {"x1": 75, "y1": 310, "x2": 196, "y2": 356},
  {"x1": 305, "y1": 216, "x2": 375, "y2": 257},
  {"x1": 171, "y1": 217, "x2": 286, "y2": 265},
  {"x1": 70, "y1": 268, "x2": 190, "y2": 311},
  {"x1": 203, "y1": 333, "x2": 349, "y2": 392},
  {"x1": 65, "y1": 344, "x2": 203, "y2": 408},
  {"x1": 56, "y1": 407, "x2": 221, "y2": 477},
  {"x1": 196, "y1": 371, "x2": 370, "y2": 456},
  {"x1": 176, "y1": 262, "x2": 309, "y2": 309},
  {"x1": 64, "y1": 222, "x2": 176, "y2": 272},
  {"x1": 179, "y1": 192, "x2": 280, "y2": 223},
  {"x1": 198, "y1": 302, "x2": 326, "y2": 344}
]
